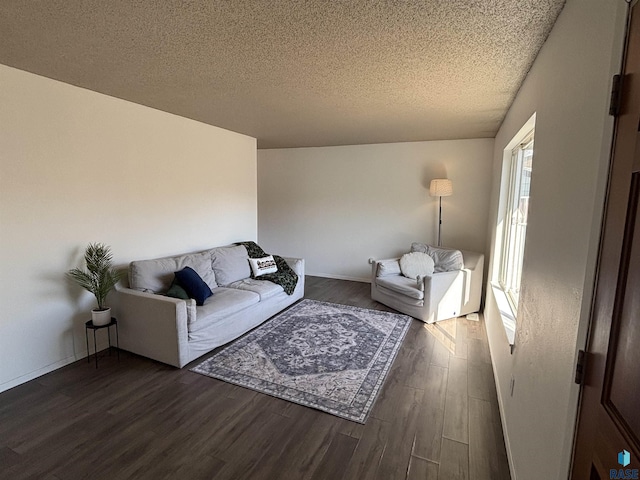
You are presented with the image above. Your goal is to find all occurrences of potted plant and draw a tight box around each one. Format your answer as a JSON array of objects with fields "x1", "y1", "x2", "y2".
[{"x1": 67, "y1": 243, "x2": 123, "y2": 326}]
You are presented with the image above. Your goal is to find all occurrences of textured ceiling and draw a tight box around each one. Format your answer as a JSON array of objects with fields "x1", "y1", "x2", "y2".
[{"x1": 0, "y1": 1, "x2": 565, "y2": 149}]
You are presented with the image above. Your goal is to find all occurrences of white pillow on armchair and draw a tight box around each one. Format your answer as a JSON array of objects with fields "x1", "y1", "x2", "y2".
[{"x1": 400, "y1": 252, "x2": 435, "y2": 279}]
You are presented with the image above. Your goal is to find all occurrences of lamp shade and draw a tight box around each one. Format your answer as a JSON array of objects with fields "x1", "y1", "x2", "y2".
[{"x1": 429, "y1": 179, "x2": 453, "y2": 197}]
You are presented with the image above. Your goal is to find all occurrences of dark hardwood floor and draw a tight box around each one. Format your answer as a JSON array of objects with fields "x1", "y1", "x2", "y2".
[{"x1": 0, "y1": 276, "x2": 510, "y2": 479}]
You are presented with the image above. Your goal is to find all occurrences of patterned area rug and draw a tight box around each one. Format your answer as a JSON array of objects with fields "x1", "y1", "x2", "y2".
[{"x1": 191, "y1": 299, "x2": 412, "y2": 423}]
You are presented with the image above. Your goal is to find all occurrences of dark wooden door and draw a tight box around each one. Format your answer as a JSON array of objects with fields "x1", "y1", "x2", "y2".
[{"x1": 571, "y1": 3, "x2": 640, "y2": 479}]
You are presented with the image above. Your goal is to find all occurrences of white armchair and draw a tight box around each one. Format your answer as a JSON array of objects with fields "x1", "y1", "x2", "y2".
[{"x1": 371, "y1": 250, "x2": 484, "y2": 323}]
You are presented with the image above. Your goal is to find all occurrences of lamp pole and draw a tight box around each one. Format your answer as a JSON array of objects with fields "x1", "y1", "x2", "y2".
[
  {"x1": 438, "y1": 195, "x2": 443, "y2": 247},
  {"x1": 429, "y1": 178, "x2": 452, "y2": 248}
]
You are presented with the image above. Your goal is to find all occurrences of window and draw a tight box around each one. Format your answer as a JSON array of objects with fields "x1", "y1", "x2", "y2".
[{"x1": 499, "y1": 130, "x2": 534, "y2": 312}]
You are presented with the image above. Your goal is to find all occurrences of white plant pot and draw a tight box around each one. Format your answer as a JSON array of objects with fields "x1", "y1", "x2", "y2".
[{"x1": 91, "y1": 307, "x2": 112, "y2": 326}]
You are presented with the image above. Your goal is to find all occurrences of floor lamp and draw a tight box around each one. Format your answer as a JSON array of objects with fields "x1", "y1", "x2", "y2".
[{"x1": 430, "y1": 179, "x2": 453, "y2": 247}]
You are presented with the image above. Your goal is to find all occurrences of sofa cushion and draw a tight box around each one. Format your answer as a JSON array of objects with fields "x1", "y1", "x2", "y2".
[
  {"x1": 189, "y1": 287, "x2": 260, "y2": 333},
  {"x1": 129, "y1": 250, "x2": 216, "y2": 293},
  {"x1": 375, "y1": 284, "x2": 425, "y2": 307},
  {"x1": 428, "y1": 247, "x2": 464, "y2": 273},
  {"x1": 211, "y1": 245, "x2": 251, "y2": 286},
  {"x1": 400, "y1": 252, "x2": 435, "y2": 280},
  {"x1": 410, "y1": 243, "x2": 464, "y2": 273},
  {"x1": 227, "y1": 278, "x2": 284, "y2": 300},
  {"x1": 175, "y1": 267, "x2": 213, "y2": 306},
  {"x1": 166, "y1": 279, "x2": 189, "y2": 300},
  {"x1": 410, "y1": 242, "x2": 429, "y2": 254},
  {"x1": 375, "y1": 276, "x2": 425, "y2": 300},
  {"x1": 248, "y1": 255, "x2": 278, "y2": 277}
]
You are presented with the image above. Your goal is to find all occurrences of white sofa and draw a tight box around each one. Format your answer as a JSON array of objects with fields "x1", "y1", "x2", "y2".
[
  {"x1": 112, "y1": 244, "x2": 304, "y2": 367},
  {"x1": 371, "y1": 249, "x2": 483, "y2": 323}
]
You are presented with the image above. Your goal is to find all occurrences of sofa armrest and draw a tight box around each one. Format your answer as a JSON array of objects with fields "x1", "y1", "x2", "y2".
[
  {"x1": 461, "y1": 252, "x2": 484, "y2": 311},
  {"x1": 422, "y1": 257, "x2": 483, "y2": 318},
  {"x1": 371, "y1": 258, "x2": 401, "y2": 279},
  {"x1": 111, "y1": 286, "x2": 190, "y2": 368},
  {"x1": 282, "y1": 257, "x2": 305, "y2": 277},
  {"x1": 421, "y1": 270, "x2": 461, "y2": 294},
  {"x1": 421, "y1": 269, "x2": 466, "y2": 319},
  {"x1": 374, "y1": 258, "x2": 401, "y2": 266},
  {"x1": 460, "y1": 250, "x2": 483, "y2": 272}
]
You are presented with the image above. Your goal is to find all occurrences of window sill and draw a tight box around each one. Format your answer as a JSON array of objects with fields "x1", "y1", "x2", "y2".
[{"x1": 491, "y1": 283, "x2": 516, "y2": 352}]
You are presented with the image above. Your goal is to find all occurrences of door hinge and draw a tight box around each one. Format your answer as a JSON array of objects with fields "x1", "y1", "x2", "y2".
[
  {"x1": 609, "y1": 74, "x2": 622, "y2": 116},
  {"x1": 575, "y1": 349, "x2": 587, "y2": 385}
]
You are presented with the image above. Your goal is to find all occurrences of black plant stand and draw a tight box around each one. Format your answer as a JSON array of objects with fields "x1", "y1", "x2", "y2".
[{"x1": 85, "y1": 318, "x2": 119, "y2": 369}]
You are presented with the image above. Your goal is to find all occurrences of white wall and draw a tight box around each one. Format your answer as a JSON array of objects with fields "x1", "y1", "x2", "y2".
[
  {"x1": 483, "y1": 0, "x2": 627, "y2": 479},
  {"x1": 0, "y1": 64, "x2": 257, "y2": 392},
  {"x1": 258, "y1": 139, "x2": 494, "y2": 281}
]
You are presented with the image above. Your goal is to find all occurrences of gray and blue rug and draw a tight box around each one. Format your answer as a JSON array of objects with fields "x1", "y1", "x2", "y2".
[{"x1": 191, "y1": 299, "x2": 412, "y2": 423}]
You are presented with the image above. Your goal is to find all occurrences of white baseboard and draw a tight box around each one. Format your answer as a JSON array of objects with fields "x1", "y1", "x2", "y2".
[
  {"x1": 307, "y1": 272, "x2": 371, "y2": 283},
  {"x1": 487, "y1": 328, "x2": 517, "y2": 480},
  {"x1": 0, "y1": 341, "x2": 110, "y2": 394}
]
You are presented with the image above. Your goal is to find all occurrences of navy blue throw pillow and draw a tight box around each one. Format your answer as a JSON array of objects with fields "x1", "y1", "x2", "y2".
[{"x1": 174, "y1": 266, "x2": 213, "y2": 306}]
